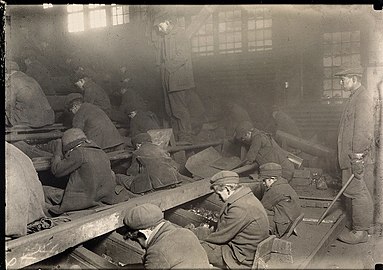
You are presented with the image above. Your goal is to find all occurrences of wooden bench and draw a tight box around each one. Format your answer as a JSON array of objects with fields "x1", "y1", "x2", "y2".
[
  {"x1": 6, "y1": 124, "x2": 66, "y2": 142},
  {"x1": 252, "y1": 235, "x2": 293, "y2": 269}
]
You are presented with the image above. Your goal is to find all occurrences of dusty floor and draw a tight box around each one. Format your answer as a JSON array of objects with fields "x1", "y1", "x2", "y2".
[{"x1": 316, "y1": 233, "x2": 383, "y2": 269}]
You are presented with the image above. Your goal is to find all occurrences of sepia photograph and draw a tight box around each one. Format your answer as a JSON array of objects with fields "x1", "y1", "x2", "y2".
[{"x1": 4, "y1": 4, "x2": 383, "y2": 270}]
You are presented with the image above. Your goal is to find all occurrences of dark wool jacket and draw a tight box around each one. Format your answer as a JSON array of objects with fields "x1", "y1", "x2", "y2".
[
  {"x1": 205, "y1": 186, "x2": 269, "y2": 269},
  {"x1": 338, "y1": 85, "x2": 376, "y2": 170},
  {"x1": 130, "y1": 111, "x2": 160, "y2": 138},
  {"x1": 127, "y1": 143, "x2": 181, "y2": 194},
  {"x1": 5, "y1": 71, "x2": 55, "y2": 128},
  {"x1": 50, "y1": 141, "x2": 116, "y2": 215},
  {"x1": 246, "y1": 129, "x2": 294, "y2": 180},
  {"x1": 144, "y1": 221, "x2": 210, "y2": 269},
  {"x1": 72, "y1": 103, "x2": 124, "y2": 150},
  {"x1": 83, "y1": 79, "x2": 112, "y2": 117},
  {"x1": 261, "y1": 177, "x2": 302, "y2": 236}
]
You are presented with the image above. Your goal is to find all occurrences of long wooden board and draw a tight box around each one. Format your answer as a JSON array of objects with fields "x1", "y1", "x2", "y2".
[
  {"x1": 33, "y1": 140, "x2": 224, "y2": 171},
  {"x1": 5, "y1": 178, "x2": 213, "y2": 269}
]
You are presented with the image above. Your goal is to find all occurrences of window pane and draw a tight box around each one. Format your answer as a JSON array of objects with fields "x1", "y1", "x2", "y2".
[
  {"x1": 341, "y1": 31, "x2": 350, "y2": 42},
  {"x1": 68, "y1": 12, "x2": 84, "y2": 32},
  {"x1": 324, "y1": 67, "x2": 332, "y2": 78},
  {"x1": 323, "y1": 57, "x2": 332, "y2": 67},
  {"x1": 351, "y1": 31, "x2": 360, "y2": 41},
  {"x1": 333, "y1": 56, "x2": 341, "y2": 66},
  {"x1": 67, "y1": 4, "x2": 83, "y2": 12},
  {"x1": 89, "y1": 9, "x2": 106, "y2": 28},
  {"x1": 323, "y1": 80, "x2": 332, "y2": 90}
]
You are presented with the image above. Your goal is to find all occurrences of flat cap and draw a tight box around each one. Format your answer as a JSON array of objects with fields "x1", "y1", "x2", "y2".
[
  {"x1": 334, "y1": 66, "x2": 363, "y2": 77},
  {"x1": 65, "y1": 93, "x2": 83, "y2": 109},
  {"x1": 259, "y1": 163, "x2": 282, "y2": 179},
  {"x1": 123, "y1": 203, "x2": 164, "y2": 230},
  {"x1": 210, "y1": 170, "x2": 239, "y2": 187},
  {"x1": 62, "y1": 128, "x2": 87, "y2": 152},
  {"x1": 234, "y1": 121, "x2": 254, "y2": 140},
  {"x1": 131, "y1": 133, "x2": 152, "y2": 146}
]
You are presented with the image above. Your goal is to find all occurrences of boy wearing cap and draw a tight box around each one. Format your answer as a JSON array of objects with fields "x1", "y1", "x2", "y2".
[
  {"x1": 123, "y1": 203, "x2": 210, "y2": 269},
  {"x1": 200, "y1": 170, "x2": 269, "y2": 269},
  {"x1": 44, "y1": 128, "x2": 116, "y2": 216},
  {"x1": 259, "y1": 163, "x2": 303, "y2": 238},
  {"x1": 65, "y1": 93, "x2": 125, "y2": 153},
  {"x1": 75, "y1": 77, "x2": 112, "y2": 117},
  {"x1": 124, "y1": 102, "x2": 160, "y2": 138},
  {"x1": 120, "y1": 133, "x2": 181, "y2": 194},
  {"x1": 234, "y1": 121, "x2": 295, "y2": 181},
  {"x1": 5, "y1": 59, "x2": 55, "y2": 128},
  {"x1": 334, "y1": 67, "x2": 376, "y2": 244}
]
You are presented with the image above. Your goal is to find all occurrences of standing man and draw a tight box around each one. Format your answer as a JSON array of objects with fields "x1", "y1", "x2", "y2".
[
  {"x1": 154, "y1": 9, "x2": 195, "y2": 144},
  {"x1": 65, "y1": 93, "x2": 125, "y2": 152},
  {"x1": 123, "y1": 203, "x2": 211, "y2": 269},
  {"x1": 200, "y1": 171, "x2": 269, "y2": 269},
  {"x1": 335, "y1": 67, "x2": 376, "y2": 244}
]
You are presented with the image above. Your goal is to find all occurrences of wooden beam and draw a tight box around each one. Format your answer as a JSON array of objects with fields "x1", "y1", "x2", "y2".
[
  {"x1": 69, "y1": 246, "x2": 119, "y2": 269},
  {"x1": 33, "y1": 141, "x2": 223, "y2": 171},
  {"x1": 5, "y1": 178, "x2": 213, "y2": 269},
  {"x1": 6, "y1": 130, "x2": 63, "y2": 142},
  {"x1": 275, "y1": 130, "x2": 335, "y2": 157},
  {"x1": 297, "y1": 214, "x2": 346, "y2": 269},
  {"x1": 185, "y1": 5, "x2": 218, "y2": 39}
]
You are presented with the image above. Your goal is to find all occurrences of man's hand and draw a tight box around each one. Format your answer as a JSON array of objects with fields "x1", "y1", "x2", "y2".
[{"x1": 350, "y1": 155, "x2": 365, "y2": 180}]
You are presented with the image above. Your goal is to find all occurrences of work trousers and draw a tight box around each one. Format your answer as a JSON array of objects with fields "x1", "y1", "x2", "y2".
[
  {"x1": 342, "y1": 168, "x2": 373, "y2": 231},
  {"x1": 200, "y1": 241, "x2": 226, "y2": 269}
]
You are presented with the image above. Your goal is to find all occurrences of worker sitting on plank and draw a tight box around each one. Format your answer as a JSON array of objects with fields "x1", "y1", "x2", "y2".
[
  {"x1": 260, "y1": 163, "x2": 304, "y2": 238},
  {"x1": 198, "y1": 170, "x2": 270, "y2": 269},
  {"x1": 118, "y1": 133, "x2": 182, "y2": 194},
  {"x1": 123, "y1": 203, "x2": 211, "y2": 269},
  {"x1": 234, "y1": 121, "x2": 295, "y2": 181},
  {"x1": 44, "y1": 128, "x2": 117, "y2": 216},
  {"x1": 65, "y1": 93, "x2": 125, "y2": 153},
  {"x1": 5, "y1": 59, "x2": 55, "y2": 128},
  {"x1": 5, "y1": 142, "x2": 47, "y2": 239}
]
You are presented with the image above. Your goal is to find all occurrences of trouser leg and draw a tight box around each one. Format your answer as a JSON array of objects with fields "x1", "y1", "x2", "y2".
[
  {"x1": 342, "y1": 168, "x2": 374, "y2": 231},
  {"x1": 168, "y1": 91, "x2": 192, "y2": 141},
  {"x1": 200, "y1": 241, "x2": 225, "y2": 268}
]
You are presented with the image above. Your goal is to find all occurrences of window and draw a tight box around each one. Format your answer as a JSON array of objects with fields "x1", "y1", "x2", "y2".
[
  {"x1": 322, "y1": 31, "x2": 360, "y2": 100},
  {"x1": 218, "y1": 7, "x2": 242, "y2": 54},
  {"x1": 42, "y1": 3, "x2": 53, "y2": 9},
  {"x1": 112, "y1": 5, "x2": 130, "y2": 25},
  {"x1": 67, "y1": 4, "x2": 84, "y2": 32},
  {"x1": 247, "y1": 7, "x2": 272, "y2": 52},
  {"x1": 88, "y1": 4, "x2": 106, "y2": 29},
  {"x1": 191, "y1": 14, "x2": 214, "y2": 56}
]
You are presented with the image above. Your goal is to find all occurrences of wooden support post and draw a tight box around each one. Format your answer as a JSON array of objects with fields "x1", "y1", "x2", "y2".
[{"x1": 5, "y1": 178, "x2": 213, "y2": 269}]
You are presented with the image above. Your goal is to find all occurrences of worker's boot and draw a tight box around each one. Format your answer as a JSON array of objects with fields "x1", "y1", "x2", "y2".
[{"x1": 338, "y1": 227, "x2": 368, "y2": 244}]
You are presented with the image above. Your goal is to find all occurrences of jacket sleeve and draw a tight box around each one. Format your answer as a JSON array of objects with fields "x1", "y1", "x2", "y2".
[
  {"x1": 51, "y1": 149, "x2": 83, "y2": 178},
  {"x1": 164, "y1": 31, "x2": 189, "y2": 73},
  {"x1": 72, "y1": 112, "x2": 85, "y2": 130},
  {"x1": 126, "y1": 153, "x2": 140, "y2": 175},
  {"x1": 205, "y1": 205, "x2": 249, "y2": 244},
  {"x1": 83, "y1": 88, "x2": 96, "y2": 104},
  {"x1": 5, "y1": 84, "x2": 17, "y2": 114},
  {"x1": 352, "y1": 91, "x2": 376, "y2": 154},
  {"x1": 261, "y1": 189, "x2": 286, "y2": 210},
  {"x1": 246, "y1": 134, "x2": 262, "y2": 163},
  {"x1": 144, "y1": 249, "x2": 171, "y2": 270}
]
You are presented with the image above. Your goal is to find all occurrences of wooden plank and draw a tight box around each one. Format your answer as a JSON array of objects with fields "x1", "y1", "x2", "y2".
[
  {"x1": 297, "y1": 213, "x2": 346, "y2": 269},
  {"x1": 5, "y1": 124, "x2": 66, "y2": 133},
  {"x1": 33, "y1": 141, "x2": 223, "y2": 171},
  {"x1": 89, "y1": 232, "x2": 144, "y2": 266},
  {"x1": 5, "y1": 178, "x2": 213, "y2": 269},
  {"x1": 69, "y1": 246, "x2": 119, "y2": 269},
  {"x1": 6, "y1": 130, "x2": 63, "y2": 142},
  {"x1": 33, "y1": 150, "x2": 133, "y2": 171}
]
